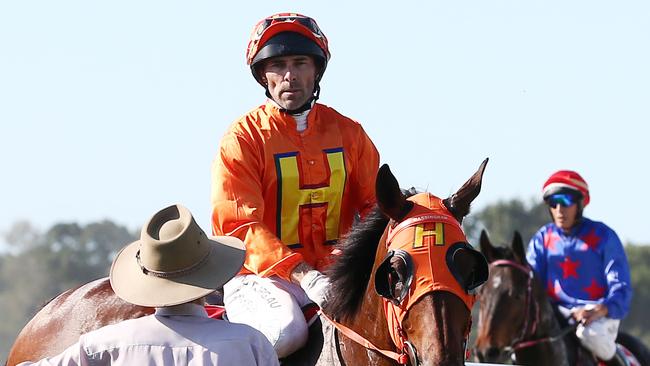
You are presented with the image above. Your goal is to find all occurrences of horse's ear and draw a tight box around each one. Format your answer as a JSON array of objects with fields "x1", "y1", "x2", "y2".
[
  {"x1": 444, "y1": 158, "x2": 489, "y2": 223},
  {"x1": 479, "y1": 229, "x2": 496, "y2": 263},
  {"x1": 512, "y1": 231, "x2": 526, "y2": 264},
  {"x1": 376, "y1": 164, "x2": 410, "y2": 221}
]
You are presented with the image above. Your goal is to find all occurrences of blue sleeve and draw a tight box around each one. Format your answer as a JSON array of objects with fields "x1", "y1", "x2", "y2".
[
  {"x1": 526, "y1": 228, "x2": 547, "y2": 286},
  {"x1": 601, "y1": 228, "x2": 633, "y2": 319}
]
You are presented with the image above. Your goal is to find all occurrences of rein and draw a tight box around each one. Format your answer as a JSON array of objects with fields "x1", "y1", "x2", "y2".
[
  {"x1": 319, "y1": 311, "x2": 410, "y2": 365},
  {"x1": 490, "y1": 259, "x2": 572, "y2": 356}
]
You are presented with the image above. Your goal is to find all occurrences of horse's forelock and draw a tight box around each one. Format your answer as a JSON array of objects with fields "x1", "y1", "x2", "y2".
[
  {"x1": 323, "y1": 206, "x2": 389, "y2": 321},
  {"x1": 492, "y1": 245, "x2": 516, "y2": 261}
]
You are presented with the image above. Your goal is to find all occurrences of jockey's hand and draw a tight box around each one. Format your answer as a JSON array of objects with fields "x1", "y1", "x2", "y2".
[
  {"x1": 299, "y1": 270, "x2": 331, "y2": 308},
  {"x1": 572, "y1": 304, "x2": 609, "y2": 326}
]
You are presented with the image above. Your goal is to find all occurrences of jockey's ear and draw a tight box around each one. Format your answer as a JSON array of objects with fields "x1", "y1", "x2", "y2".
[
  {"x1": 512, "y1": 231, "x2": 526, "y2": 264},
  {"x1": 376, "y1": 164, "x2": 411, "y2": 221},
  {"x1": 444, "y1": 158, "x2": 489, "y2": 223},
  {"x1": 479, "y1": 230, "x2": 496, "y2": 263}
]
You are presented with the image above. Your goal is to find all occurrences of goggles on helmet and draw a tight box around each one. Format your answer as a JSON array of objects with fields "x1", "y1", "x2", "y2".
[
  {"x1": 545, "y1": 193, "x2": 578, "y2": 208},
  {"x1": 258, "y1": 16, "x2": 323, "y2": 38},
  {"x1": 246, "y1": 13, "x2": 329, "y2": 67}
]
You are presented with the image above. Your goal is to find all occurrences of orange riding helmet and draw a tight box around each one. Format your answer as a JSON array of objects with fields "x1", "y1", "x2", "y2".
[{"x1": 246, "y1": 13, "x2": 331, "y2": 88}]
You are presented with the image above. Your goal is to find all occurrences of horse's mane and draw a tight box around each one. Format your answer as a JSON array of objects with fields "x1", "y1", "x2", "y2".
[
  {"x1": 324, "y1": 189, "x2": 418, "y2": 321},
  {"x1": 324, "y1": 206, "x2": 389, "y2": 321}
]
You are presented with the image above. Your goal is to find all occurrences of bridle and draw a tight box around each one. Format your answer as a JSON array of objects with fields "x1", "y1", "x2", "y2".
[
  {"x1": 378, "y1": 213, "x2": 475, "y2": 365},
  {"x1": 489, "y1": 259, "x2": 573, "y2": 357},
  {"x1": 381, "y1": 214, "x2": 454, "y2": 366},
  {"x1": 489, "y1": 259, "x2": 539, "y2": 354}
]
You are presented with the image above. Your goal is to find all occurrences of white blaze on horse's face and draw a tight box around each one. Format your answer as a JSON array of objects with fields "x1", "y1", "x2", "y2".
[{"x1": 492, "y1": 274, "x2": 502, "y2": 288}]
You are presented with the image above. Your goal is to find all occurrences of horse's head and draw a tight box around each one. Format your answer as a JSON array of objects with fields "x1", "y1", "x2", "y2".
[
  {"x1": 475, "y1": 230, "x2": 542, "y2": 363},
  {"x1": 326, "y1": 159, "x2": 489, "y2": 365},
  {"x1": 372, "y1": 159, "x2": 490, "y2": 365}
]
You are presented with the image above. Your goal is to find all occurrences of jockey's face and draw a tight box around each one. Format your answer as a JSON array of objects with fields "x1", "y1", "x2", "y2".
[
  {"x1": 261, "y1": 55, "x2": 316, "y2": 110},
  {"x1": 549, "y1": 202, "x2": 578, "y2": 232}
]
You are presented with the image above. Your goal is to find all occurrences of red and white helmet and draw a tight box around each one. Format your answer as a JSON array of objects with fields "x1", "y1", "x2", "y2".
[
  {"x1": 542, "y1": 170, "x2": 590, "y2": 207},
  {"x1": 246, "y1": 13, "x2": 330, "y2": 86}
]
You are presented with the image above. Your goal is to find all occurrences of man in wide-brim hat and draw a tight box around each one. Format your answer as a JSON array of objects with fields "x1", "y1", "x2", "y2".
[{"x1": 19, "y1": 204, "x2": 279, "y2": 366}]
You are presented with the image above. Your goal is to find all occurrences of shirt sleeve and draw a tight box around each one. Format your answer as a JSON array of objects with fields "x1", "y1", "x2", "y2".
[
  {"x1": 601, "y1": 228, "x2": 633, "y2": 319},
  {"x1": 211, "y1": 130, "x2": 303, "y2": 280},
  {"x1": 16, "y1": 341, "x2": 83, "y2": 366},
  {"x1": 526, "y1": 227, "x2": 548, "y2": 287},
  {"x1": 350, "y1": 125, "x2": 379, "y2": 219}
]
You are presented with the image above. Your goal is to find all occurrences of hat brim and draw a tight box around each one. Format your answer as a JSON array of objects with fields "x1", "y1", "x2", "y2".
[{"x1": 110, "y1": 235, "x2": 245, "y2": 307}]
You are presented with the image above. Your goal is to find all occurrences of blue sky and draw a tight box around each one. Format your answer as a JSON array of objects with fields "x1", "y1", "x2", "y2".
[{"x1": 1, "y1": 1, "x2": 649, "y2": 246}]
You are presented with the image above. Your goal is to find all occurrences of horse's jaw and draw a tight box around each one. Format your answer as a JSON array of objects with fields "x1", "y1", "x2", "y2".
[{"x1": 402, "y1": 292, "x2": 470, "y2": 366}]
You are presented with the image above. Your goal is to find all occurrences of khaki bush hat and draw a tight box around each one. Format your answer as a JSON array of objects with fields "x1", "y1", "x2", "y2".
[{"x1": 110, "y1": 204, "x2": 245, "y2": 307}]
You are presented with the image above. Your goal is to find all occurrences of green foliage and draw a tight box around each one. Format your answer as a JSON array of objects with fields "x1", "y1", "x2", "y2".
[
  {"x1": 0, "y1": 220, "x2": 136, "y2": 362},
  {"x1": 621, "y1": 244, "x2": 650, "y2": 346},
  {"x1": 464, "y1": 197, "x2": 549, "y2": 246}
]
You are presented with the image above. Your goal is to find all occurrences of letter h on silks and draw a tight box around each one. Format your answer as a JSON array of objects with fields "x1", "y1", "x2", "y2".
[{"x1": 275, "y1": 148, "x2": 346, "y2": 248}]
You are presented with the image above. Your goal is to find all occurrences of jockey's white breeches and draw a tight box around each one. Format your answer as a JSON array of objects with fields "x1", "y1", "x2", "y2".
[
  {"x1": 575, "y1": 305, "x2": 620, "y2": 361},
  {"x1": 223, "y1": 274, "x2": 312, "y2": 358}
]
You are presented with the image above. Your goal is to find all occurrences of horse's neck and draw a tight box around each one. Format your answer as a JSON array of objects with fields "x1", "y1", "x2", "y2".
[{"x1": 342, "y1": 239, "x2": 396, "y2": 366}]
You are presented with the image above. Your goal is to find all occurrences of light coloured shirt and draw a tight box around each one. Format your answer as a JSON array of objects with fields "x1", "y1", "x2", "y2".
[
  {"x1": 18, "y1": 303, "x2": 279, "y2": 366},
  {"x1": 292, "y1": 110, "x2": 309, "y2": 132}
]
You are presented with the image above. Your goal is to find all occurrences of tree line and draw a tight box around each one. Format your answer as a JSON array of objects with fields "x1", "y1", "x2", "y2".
[
  {"x1": 1, "y1": 198, "x2": 648, "y2": 361},
  {"x1": 0, "y1": 220, "x2": 136, "y2": 360}
]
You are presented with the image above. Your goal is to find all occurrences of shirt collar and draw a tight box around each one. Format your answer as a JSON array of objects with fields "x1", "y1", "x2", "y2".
[
  {"x1": 551, "y1": 217, "x2": 588, "y2": 237},
  {"x1": 154, "y1": 302, "x2": 208, "y2": 318}
]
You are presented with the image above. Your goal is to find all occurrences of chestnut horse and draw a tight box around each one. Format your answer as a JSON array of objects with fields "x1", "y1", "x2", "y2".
[
  {"x1": 8, "y1": 160, "x2": 489, "y2": 366},
  {"x1": 474, "y1": 230, "x2": 650, "y2": 366}
]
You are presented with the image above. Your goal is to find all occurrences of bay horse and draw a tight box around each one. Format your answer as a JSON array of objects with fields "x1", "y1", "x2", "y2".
[
  {"x1": 8, "y1": 160, "x2": 490, "y2": 366},
  {"x1": 474, "y1": 230, "x2": 650, "y2": 366}
]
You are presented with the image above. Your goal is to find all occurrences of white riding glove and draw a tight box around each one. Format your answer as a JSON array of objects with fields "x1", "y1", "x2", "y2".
[{"x1": 299, "y1": 270, "x2": 331, "y2": 308}]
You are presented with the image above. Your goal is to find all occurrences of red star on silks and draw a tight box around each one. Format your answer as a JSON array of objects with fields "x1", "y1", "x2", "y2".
[
  {"x1": 583, "y1": 279, "x2": 606, "y2": 300},
  {"x1": 580, "y1": 229, "x2": 601, "y2": 252},
  {"x1": 558, "y1": 257, "x2": 580, "y2": 279},
  {"x1": 544, "y1": 227, "x2": 560, "y2": 251},
  {"x1": 547, "y1": 280, "x2": 560, "y2": 301}
]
